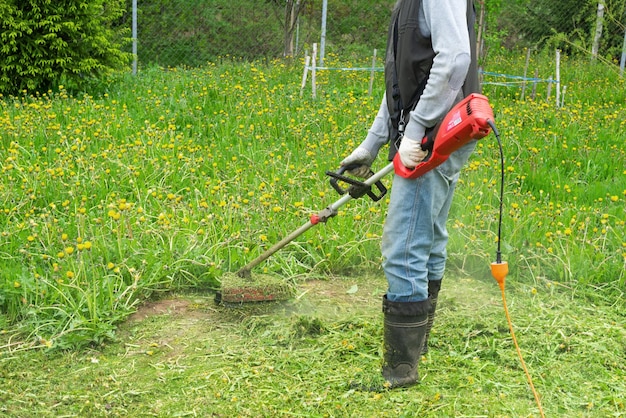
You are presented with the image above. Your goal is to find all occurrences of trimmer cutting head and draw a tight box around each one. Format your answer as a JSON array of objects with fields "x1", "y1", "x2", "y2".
[{"x1": 217, "y1": 272, "x2": 295, "y2": 304}]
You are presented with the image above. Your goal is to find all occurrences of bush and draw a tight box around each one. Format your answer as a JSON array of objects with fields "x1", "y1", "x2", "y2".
[{"x1": 0, "y1": 0, "x2": 131, "y2": 95}]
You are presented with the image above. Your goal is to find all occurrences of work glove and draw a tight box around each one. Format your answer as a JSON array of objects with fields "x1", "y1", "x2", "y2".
[
  {"x1": 340, "y1": 147, "x2": 375, "y2": 178},
  {"x1": 398, "y1": 136, "x2": 428, "y2": 169}
]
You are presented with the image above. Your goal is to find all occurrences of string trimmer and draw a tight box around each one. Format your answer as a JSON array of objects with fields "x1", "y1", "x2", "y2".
[{"x1": 216, "y1": 93, "x2": 495, "y2": 304}]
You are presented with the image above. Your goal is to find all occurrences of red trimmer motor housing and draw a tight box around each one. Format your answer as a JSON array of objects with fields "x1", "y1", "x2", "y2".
[{"x1": 393, "y1": 93, "x2": 495, "y2": 179}]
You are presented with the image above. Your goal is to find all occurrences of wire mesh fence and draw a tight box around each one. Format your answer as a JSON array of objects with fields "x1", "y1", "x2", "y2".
[{"x1": 121, "y1": 0, "x2": 626, "y2": 71}]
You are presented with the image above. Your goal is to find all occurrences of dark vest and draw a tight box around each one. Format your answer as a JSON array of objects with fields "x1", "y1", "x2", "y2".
[{"x1": 385, "y1": 0, "x2": 480, "y2": 159}]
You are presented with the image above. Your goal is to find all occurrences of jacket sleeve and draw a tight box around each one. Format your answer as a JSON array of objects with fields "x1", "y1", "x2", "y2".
[
  {"x1": 359, "y1": 94, "x2": 392, "y2": 155},
  {"x1": 403, "y1": 0, "x2": 472, "y2": 141}
]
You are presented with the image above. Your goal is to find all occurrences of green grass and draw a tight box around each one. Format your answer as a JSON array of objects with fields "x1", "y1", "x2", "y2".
[
  {"x1": 0, "y1": 274, "x2": 624, "y2": 417},
  {"x1": 0, "y1": 50, "x2": 625, "y2": 414}
]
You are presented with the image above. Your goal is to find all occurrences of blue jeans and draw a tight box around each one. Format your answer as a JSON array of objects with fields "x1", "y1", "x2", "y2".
[{"x1": 381, "y1": 140, "x2": 477, "y2": 302}]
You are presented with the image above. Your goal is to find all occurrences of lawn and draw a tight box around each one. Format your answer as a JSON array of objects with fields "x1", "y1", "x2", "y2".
[{"x1": 1, "y1": 51, "x2": 625, "y2": 416}]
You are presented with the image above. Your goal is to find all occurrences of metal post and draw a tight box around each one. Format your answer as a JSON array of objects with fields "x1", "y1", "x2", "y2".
[
  {"x1": 320, "y1": 0, "x2": 327, "y2": 66},
  {"x1": 132, "y1": 0, "x2": 137, "y2": 75},
  {"x1": 555, "y1": 50, "x2": 560, "y2": 108},
  {"x1": 620, "y1": 25, "x2": 626, "y2": 76}
]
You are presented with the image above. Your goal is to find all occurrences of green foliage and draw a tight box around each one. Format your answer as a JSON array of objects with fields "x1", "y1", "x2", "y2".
[
  {"x1": 128, "y1": 0, "x2": 285, "y2": 66},
  {"x1": 310, "y1": 0, "x2": 394, "y2": 54},
  {"x1": 495, "y1": 0, "x2": 626, "y2": 58},
  {"x1": 0, "y1": 51, "x2": 624, "y2": 350},
  {"x1": 124, "y1": 0, "x2": 395, "y2": 67},
  {"x1": 0, "y1": 0, "x2": 131, "y2": 95}
]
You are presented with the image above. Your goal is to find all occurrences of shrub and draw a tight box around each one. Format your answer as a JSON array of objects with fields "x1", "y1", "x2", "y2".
[{"x1": 0, "y1": 0, "x2": 131, "y2": 95}]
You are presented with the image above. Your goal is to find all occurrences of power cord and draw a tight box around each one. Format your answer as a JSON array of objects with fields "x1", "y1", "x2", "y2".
[{"x1": 488, "y1": 119, "x2": 546, "y2": 418}]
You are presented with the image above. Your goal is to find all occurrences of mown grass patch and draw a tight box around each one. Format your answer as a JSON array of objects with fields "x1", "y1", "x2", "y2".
[{"x1": 0, "y1": 273, "x2": 624, "y2": 416}]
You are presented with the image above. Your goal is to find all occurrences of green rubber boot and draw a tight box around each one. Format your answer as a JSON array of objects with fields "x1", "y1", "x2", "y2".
[{"x1": 421, "y1": 280, "x2": 442, "y2": 355}]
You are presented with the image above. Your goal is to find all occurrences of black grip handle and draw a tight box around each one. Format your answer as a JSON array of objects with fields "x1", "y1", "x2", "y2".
[
  {"x1": 326, "y1": 164, "x2": 387, "y2": 202},
  {"x1": 420, "y1": 125, "x2": 439, "y2": 152}
]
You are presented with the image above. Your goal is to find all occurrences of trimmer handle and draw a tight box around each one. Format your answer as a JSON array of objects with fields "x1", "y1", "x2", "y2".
[{"x1": 326, "y1": 164, "x2": 387, "y2": 201}]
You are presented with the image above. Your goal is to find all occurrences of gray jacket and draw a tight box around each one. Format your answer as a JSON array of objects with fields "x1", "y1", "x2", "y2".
[{"x1": 360, "y1": 0, "x2": 479, "y2": 160}]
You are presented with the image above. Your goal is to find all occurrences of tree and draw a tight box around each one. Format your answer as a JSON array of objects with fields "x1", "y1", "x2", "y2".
[
  {"x1": 0, "y1": 0, "x2": 131, "y2": 95},
  {"x1": 268, "y1": 0, "x2": 309, "y2": 57}
]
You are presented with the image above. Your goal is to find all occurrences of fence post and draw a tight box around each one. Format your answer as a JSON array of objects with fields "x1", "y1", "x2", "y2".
[
  {"x1": 546, "y1": 76, "x2": 553, "y2": 102},
  {"x1": 300, "y1": 56, "x2": 310, "y2": 97},
  {"x1": 320, "y1": 0, "x2": 327, "y2": 66},
  {"x1": 555, "y1": 50, "x2": 561, "y2": 108},
  {"x1": 620, "y1": 25, "x2": 626, "y2": 76},
  {"x1": 312, "y1": 43, "x2": 317, "y2": 99},
  {"x1": 132, "y1": 0, "x2": 137, "y2": 75},
  {"x1": 368, "y1": 49, "x2": 377, "y2": 96},
  {"x1": 521, "y1": 48, "x2": 531, "y2": 100}
]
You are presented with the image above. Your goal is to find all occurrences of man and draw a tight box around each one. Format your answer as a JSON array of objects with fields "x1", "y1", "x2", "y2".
[{"x1": 342, "y1": 0, "x2": 480, "y2": 389}]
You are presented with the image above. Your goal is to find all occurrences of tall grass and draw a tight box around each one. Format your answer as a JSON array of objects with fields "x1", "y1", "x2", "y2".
[{"x1": 1, "y1": 51, "x2": 624, "y2": 349}]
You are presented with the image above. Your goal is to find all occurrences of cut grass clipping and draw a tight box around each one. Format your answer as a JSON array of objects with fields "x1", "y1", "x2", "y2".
[{"x1": 219, "y1": 272, "x2": 296, "y2": 303}]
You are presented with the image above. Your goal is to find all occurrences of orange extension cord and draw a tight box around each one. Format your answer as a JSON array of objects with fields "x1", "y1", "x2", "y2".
[
  {"x1": 491, "y1": 262, "x2": 546, "y2": 418},
  {"x1": 489, "y1": 120, "x2": 545, "y2": 417}
]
